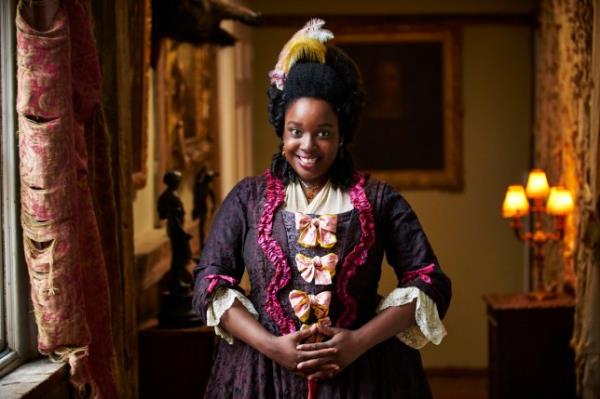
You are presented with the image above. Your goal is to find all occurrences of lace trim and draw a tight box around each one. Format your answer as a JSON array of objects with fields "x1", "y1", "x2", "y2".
[
  {"x1": 376, "y1": 287, "x2": 447, "y2": 349},
  {"x1": 206, "y1": 287, "x2": 259, "y2": 344}
]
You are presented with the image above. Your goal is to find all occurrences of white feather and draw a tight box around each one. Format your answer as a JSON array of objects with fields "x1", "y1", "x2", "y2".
[
  {"x1": 303, "y1": 18, "x2": 326, "y2": 31},
  {"x1": 306, "y1": 29, "x2": 334, "y2": 42},
  {"x1": 303, "y1": 19, "x2": 333, "y2": 42}
]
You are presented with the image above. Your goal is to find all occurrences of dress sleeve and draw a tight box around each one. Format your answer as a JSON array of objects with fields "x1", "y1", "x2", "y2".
[
  {"x1": 192, "y1": 179, "x2": 253, "y2": 326},
  {"x1": 376, "y1": 287, "x2": 446, "y2": 349},
  {"x1": 378, "y1": 183, "x2": 452, "y2": 348},
  {"x1": 207, "y1": 287, "x2": 259, "y2": 344}
]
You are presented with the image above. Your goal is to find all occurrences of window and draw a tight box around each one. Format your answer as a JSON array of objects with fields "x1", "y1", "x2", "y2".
[{"x1": 0, "y1": 0, "x2": 37, "y2": 378}]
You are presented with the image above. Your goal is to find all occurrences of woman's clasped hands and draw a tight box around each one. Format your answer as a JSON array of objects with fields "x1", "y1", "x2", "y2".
[{"x1": 267, "y1": 323, "x2": 367, "y2": 382}]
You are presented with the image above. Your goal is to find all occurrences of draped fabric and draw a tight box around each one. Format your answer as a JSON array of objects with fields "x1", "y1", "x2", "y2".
[
  {"x1": 534, "y1": 0, "x2": 599, "y2": 396},
  {"x1": 16, "y1": 1, "x2": 117, "y2": 397}
]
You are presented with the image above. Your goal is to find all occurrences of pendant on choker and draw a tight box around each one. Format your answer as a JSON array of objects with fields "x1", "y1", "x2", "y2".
[{"x1": 300, "y1": 180, "x2": 324, "y2": 203}]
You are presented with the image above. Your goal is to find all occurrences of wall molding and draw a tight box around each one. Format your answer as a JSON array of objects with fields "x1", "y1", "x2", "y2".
[{"x1": 257, "y1": 13, "x2": 536, "y2": 28}]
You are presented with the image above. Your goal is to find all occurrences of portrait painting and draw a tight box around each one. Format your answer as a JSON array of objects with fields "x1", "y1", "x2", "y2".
[
  {"x1": 335, "y1": 28, "x2": 463, "y2": 190},
  {"x1": 158, "y1": 39, "x2": 217, "y2": 172}
]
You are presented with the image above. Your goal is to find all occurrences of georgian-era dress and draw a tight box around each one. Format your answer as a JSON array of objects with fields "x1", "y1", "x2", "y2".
[{"x1": 192, "y1": 172, "x2": 451, "y2": 398}]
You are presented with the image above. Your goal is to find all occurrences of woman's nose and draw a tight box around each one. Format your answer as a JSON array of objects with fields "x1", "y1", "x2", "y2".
[{"x1": 300, "y1": 133, "x2": 315, "y2": 150}]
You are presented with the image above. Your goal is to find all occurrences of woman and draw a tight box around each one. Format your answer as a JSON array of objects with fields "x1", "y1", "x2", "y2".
[{"x1": 193, "y1": 19, "x2": 451, "y2": 399}]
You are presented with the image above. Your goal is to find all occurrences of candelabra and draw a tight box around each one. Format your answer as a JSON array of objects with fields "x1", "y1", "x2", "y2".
[{"x1": 502, "y1": 169, "x2": 574, "y2": 299}]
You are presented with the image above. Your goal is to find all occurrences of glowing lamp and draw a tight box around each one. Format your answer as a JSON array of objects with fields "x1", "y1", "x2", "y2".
[
  {"x1": 525, "y1": 169, "x2": 550, "y2": 199},
  {"x1": 502, "y1": 185, "x2": 529, "y2": 218},
  {"x1": 546, "y1": 187, "x2": 574, "y2": 216},
  {"x1": 501, "y1": 168, "x2": 574, "y2": 300}
]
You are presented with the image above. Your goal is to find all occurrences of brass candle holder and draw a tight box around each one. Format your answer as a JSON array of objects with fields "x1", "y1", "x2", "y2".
[{"x1": 502, "y1": 169, "x2": 574, "y2": 300}]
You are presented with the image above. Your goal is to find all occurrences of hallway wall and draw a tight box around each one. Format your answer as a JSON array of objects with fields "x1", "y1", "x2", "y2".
[{"x1": 250, "y1": 1, "x2": 534, "y2": 368}]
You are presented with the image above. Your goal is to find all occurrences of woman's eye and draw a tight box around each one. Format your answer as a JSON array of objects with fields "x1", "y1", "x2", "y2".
[
  {"x1": 289, "y1": 128, "x2": 302, "y2": 137},
  {"x1": 317, "y1": 130, "x2": 331, "y2": 138}
]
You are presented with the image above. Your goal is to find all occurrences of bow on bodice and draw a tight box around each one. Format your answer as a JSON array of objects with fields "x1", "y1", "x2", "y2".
[
  {"x1": 295, "y1": 253, "x2": 338, "y2": 285},
  {"x1": 294, "y1": 213, "x2": 337, "y2": 248},
  {"x1": 400, "y1": 263, "x2": 435, "y2": 285},
  {"x1": 288, "y1": 290, "x2": 331, "y2": 323},
  {"x1": 204, "y1": 274, "x2": 238, "y2": 294},
  {"x1": 300, "y1": 317, "x2": 333, "y2": 343}
]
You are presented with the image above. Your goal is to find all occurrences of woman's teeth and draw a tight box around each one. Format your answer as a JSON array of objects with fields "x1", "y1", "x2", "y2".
[{"x1": 298, "y1": 156, "x2": 317, "y2": 167}]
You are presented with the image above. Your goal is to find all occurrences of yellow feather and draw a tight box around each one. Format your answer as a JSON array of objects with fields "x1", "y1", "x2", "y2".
[{"x1": 282, "y1": 37, "x2": 327, "y2": 74}]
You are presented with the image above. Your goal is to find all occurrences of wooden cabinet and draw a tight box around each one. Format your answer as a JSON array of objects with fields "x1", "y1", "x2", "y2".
[
  {"x1": 483, "y1": 293, "x2": 576, "y2": 399},
  {"x1": 138, "y1": 320, "x2": 215, "y2": 399}
]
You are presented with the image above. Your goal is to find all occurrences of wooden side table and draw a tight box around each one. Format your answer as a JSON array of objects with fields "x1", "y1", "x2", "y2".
[
  {"x1": 138, "y1": 320, "x2": 216, "y2": 399},
  {"x1": 483, "y1": 293, "x2": 576, "y2": 399}
]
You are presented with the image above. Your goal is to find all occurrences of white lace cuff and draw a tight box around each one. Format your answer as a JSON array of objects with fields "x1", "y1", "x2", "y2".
[
  {"x1": 206, "y1": 287, "x2": 259, "y2": 344},
  {"x1": 376, "y1": 287, "x2": 447, "y2": 349}
]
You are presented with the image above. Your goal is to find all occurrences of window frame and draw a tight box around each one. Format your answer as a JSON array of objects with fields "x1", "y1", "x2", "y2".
[{"x1": 0, "y1": 0, "x2": 38, "y2": 378}]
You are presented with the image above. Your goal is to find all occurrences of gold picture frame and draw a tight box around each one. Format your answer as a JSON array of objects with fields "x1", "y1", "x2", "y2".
[{"x1": 130, "y1": 0, "x2": 152, "y2": 190}]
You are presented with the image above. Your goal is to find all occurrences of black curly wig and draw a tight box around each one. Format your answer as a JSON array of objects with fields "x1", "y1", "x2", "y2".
[{"x1": 268, "y1": 46, "x2": 365, "y2": 189}]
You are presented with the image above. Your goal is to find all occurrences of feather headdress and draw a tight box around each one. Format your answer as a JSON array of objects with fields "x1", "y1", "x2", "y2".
[{"x1": 269, "y1": 18, "x2": 334, "y2": 90}]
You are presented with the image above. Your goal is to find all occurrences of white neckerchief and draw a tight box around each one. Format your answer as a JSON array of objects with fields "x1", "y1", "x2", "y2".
[{"x1": 284, "y1": 180, "x2": 353, "y2": 214}]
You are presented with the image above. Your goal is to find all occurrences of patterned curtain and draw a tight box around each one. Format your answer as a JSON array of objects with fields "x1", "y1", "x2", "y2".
[
  {"x1": 16, "y1": 1, "x2": 118, "y2": 397},
  {"x1": 534, "y1": 0, "x2": 600, "y2": 396}
]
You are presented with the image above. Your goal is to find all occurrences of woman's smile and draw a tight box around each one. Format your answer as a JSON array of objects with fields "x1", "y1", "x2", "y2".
[{"x1": 296, "y1": 154, "x2": 319, "y2": 168}]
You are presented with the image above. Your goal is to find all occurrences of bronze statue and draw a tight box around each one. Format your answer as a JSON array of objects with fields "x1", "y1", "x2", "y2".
[
  {"x1": 192, "y1": 166, "x2": 218, "y2": 250},
  {"x1": 157, "y1": 170, "x2": 200, "y2": 327}
]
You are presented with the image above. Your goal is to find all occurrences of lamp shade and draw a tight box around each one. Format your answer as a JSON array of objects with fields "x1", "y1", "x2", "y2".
[
  {"x1": 525, "y1": 169, "x2": 550, "y2": 199},
  {"x1": 546, "y1": 187, "x2": 574, "y2": 216},
  {"x1": 502, "y1": 185, "x2": 530, "y2": 218}
]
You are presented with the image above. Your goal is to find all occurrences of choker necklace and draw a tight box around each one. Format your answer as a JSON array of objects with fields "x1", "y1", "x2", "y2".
[{"x1": 299, "y1": 180, "x2": 325, "y2": 203}]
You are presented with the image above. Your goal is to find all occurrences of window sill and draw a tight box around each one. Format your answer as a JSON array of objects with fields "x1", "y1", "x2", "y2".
[{"x1": 0, "y1": 358, "x2": 69, "y2": 399}]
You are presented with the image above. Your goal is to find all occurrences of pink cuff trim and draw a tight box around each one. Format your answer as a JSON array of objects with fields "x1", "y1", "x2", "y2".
[{"x1": 204, "y1": 274, "x2": 238, "y2": 294}]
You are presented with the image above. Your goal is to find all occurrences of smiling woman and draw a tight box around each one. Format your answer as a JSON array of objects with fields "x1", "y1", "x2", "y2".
[
  {"x1": 267, "y1": 43, "x2": 363, "y2": 195},
  {"x1": 192, "y1": 19, "x2": 451, "y2": 399}
]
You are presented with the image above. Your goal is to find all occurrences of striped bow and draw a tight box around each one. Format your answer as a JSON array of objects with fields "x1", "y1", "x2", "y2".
[
  {"x1": 295, "y1": 253, "x2": 338, "y2": 285},
  {"x1": 294, "y1": 212, "x2": 337, "y2": 248},
  {"x1": 288, "y1": 290, "x2": 331, "y2": 323},
  {"x1": 300, "y1": 316, "x2": 332, "y2": 333}
]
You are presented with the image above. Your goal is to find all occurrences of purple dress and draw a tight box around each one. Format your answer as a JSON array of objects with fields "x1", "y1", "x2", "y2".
[{"x1": 193, "y1": 173, "x2": 451, "y2": 398}]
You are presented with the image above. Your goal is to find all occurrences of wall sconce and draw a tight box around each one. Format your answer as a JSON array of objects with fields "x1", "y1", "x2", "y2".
[{"x1": 502, "y1": 169, "x2": 574, "y2": 299}]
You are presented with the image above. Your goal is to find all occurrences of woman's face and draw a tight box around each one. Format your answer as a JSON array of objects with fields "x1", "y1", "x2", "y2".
[{"x1": 283, "y1": 97, "x2": 340, "y2": 186}]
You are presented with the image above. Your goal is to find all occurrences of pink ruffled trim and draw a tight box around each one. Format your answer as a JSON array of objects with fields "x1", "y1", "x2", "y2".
[
  {"x1": 335, "y1": 173, "x2": 376, "y2": 328},
  {"x1": 257, "y1": 171, "x2": 297, "y2": 334}
]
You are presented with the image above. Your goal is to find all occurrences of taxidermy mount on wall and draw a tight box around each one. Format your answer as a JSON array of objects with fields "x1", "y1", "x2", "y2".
[{"x1": 152, "y1": 0, "x2": 260, "y2": 65}]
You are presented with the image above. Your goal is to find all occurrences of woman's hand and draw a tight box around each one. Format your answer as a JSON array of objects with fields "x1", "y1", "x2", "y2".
[
  {"x1": 219, "y1": 300, "x2": 340, "y2": 377},
  {"x1": 295, "y1": 324, "x2": 367, "y2": 380},
  {"x1": 295, "y1": 300, "x2": 418, "y2": 381},
  {"x1": 266, "y1": 326, "x2": 340, "y2": 376}
]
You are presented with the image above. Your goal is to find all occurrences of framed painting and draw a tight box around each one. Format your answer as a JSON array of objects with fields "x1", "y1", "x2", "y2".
[
  {"x1": 157, "y1": 39, "x2": 217, "y2": 173},
  {"x1": 335, "y1": 28, "x2": 463, "y2": 190}
]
